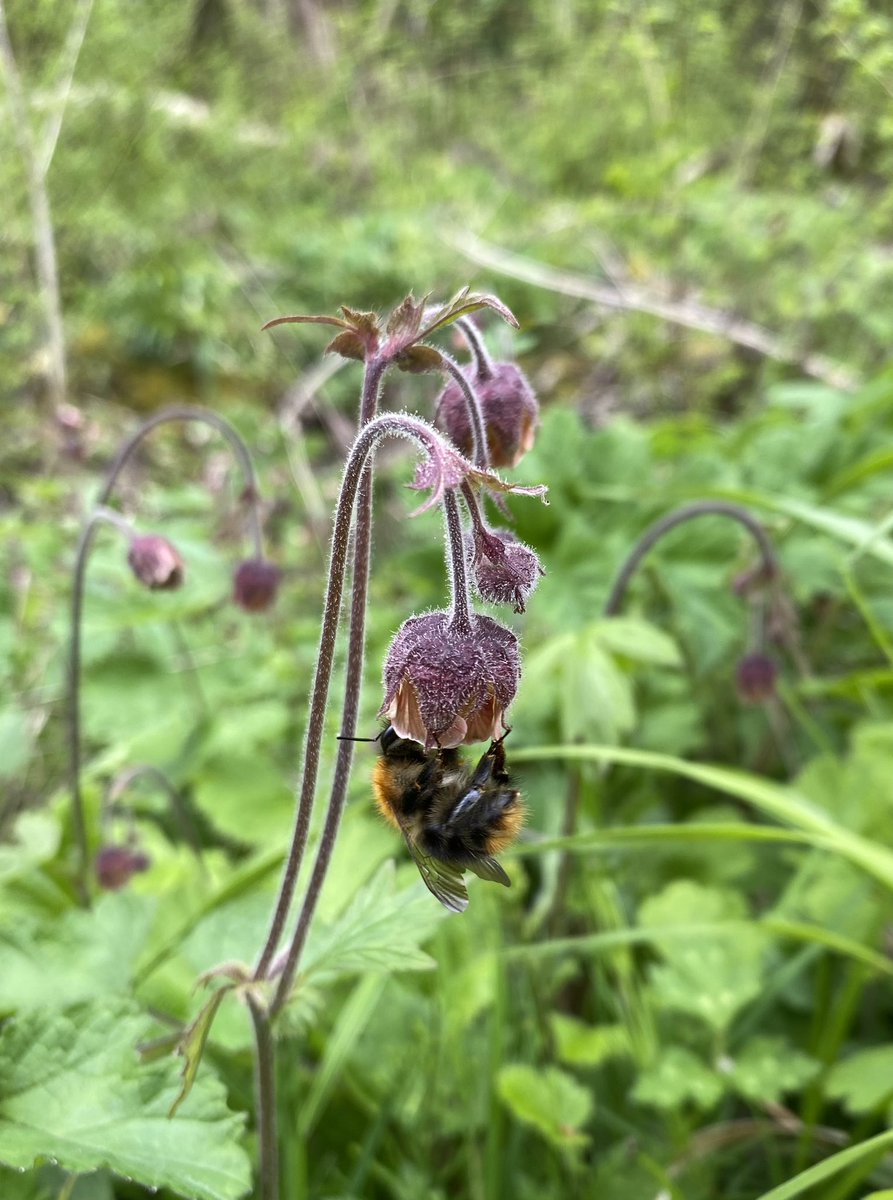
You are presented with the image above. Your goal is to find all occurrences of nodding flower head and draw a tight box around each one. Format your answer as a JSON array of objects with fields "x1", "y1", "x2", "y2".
[
  {"x1": 127, "y1": 534, "x2": 184, "y2": 591},
  {"x1": 380, "y1": 610, "x2": 521, "y2": 750},
  {"x1": 94, "y1": 844, "x2": 151, "y2": 891},
  {"x1": 468, "y1": 526, "x2": 544, "y2": 614},
  {"x1": 736, "y1": 653, "x2": 778, "y2": 704},
  {"x1": 233, "y1": 558, "x2": 281, "y2": 613},
  {"x1": 437, "y1": 362, "x2": 539, "y2": 468}
]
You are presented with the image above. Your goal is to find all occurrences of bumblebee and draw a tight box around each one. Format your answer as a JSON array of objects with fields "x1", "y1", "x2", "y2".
[{"x1": 371, "y1": 725, "x2": 524, "y2": 913}]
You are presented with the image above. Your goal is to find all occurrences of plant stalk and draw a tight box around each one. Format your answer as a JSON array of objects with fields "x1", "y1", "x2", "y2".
[
  {"x1": 603, "y1": 500, "x2": 778, "y2": 617},
  {"x1": 68, "y1": 506, "x2": 137, "y2": 895},
  {"x1": 97, "y1": 405, "x2": 266, "y2": 560}
]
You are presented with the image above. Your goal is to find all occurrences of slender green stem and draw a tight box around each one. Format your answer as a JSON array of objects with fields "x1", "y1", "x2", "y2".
[
  {"x1": 104, "y1": 763, "x2": 204, "y2": 863},
  {"x1": 97, "y1": 404, "x2": 266, "y2": 560},
  {"x1": 248, "y1": 996, "x2": 279, "y2": 1200},
  {"x1": 68, "y1": 506, "x2": 137, "y2": 897},
  {"x1": 603, "y1": 500, "x2": 779, "y2": 617}
]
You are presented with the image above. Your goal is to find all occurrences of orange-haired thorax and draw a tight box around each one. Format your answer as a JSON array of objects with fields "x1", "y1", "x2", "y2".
[
  {"x1": 372, "y1": 757, "x2": 403, "y2": 831},
  {"x1": 483, "y1": 794, "x2": 526, "y2": 855}
]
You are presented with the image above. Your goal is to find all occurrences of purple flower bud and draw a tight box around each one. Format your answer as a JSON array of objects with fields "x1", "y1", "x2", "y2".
[
  {"x1": 436, "y1": 362, "x2": 540, "y2": 468},
  {"x1": 127, "y1": 534, "x2": 184, "y2": 591},
  {"x1": 469, "y1": 526, "x2": 544, "y2": 614},
  {"x1": 736, "y1": 653, "x2": 777, "y2": 703},
  {"x1": 95, "y1": 844, "x2": 151, "y2": 891},
  {"x1": 233, "y1": 558, "x2": 281, "y2": 613},
  {"x1": 380, "y1": 610, "x2": 521, "y2": 749}
]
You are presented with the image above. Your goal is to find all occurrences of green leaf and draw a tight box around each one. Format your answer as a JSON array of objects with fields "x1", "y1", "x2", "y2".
[
  {"x1": 725, "y1": 1036, "x2": 818, "y2": 1104},
  {"x1": 0, "y1": 1003, "x2": 251, "y2": 1200},
  {"x1": 591, "y1": 617, "x2": 682, "y2": 667},
  {"x1": 550, "y1": 1013, "x2": 631, "y2": 1067},
  {"x1": 300, "y1": 862, "x2": 446, "y2": 985},
  {"x1": 170, "y1": 986, "x2": 234, "y2": 1117},
  {"x1": 755, "y1": 1130, "x2": 893, "y2": 1200},
  {"x1": 0, "y1": 811, "x2": 60, "y2": 884},
  {"x1": 0, "y1": 893, "x2": 154, "y2": 1013},
  {"x1": 497, "y1": 1063, "x2": 592, "y2": 1148},
  {"x1": 639, "y1": 882, "x2": 766, "y2": 1032},
  {"x1": 510, "y1": 744, "x2": 893, "y2": 893},
  {"x1": 825, "y1": 1046, "x2": 893, "y2": 1115},
  {"x1": 632, "y1": 1047, "x2": 723, "y2": 1111}
]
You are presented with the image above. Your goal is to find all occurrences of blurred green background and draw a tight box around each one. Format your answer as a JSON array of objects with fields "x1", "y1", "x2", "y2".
[{"x1": 4, "y1": 2, "x2": 893, "y2": 1198}]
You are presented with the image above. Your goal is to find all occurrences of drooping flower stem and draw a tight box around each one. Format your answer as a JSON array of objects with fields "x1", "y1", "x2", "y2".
[
  {"x1": 603, "y1": 501, "x2": 778, "y2": 617},
  {"x1": 105, "y1": 763, "x2": 203, "y2": 863},
  {"x1": 436, "y1": 350, "x2": 491, "y2": 470},
  {"x1": 253, "y1": 370, "x2": 401, "y2": 982},
  {"x1": 455, "y1": 315, "x2": 495, "y2": 381},
  {"x1": 266, "y1": 361, "x2": 385, "y2": 1016},
  {"x1": 97, "y1": 404, "x2": 266, "y2": 560},
  {"x1": 68, "y1": 506, "x2": 138, "y2": 896},
  {"x1": 551, "y1": 499, "x2": 781, "y2": 896},
  {"x1": 444, "y1": 489, "x2": 473, "y2": 634}
]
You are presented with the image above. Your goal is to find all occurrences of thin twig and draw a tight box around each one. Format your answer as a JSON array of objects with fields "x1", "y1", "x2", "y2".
[
  {"x1": 0, "y1": 0, "x2": 67, "y2": 409},
  {"x1": 450, "y1": 231, "x2": 860, "y2": 393}
]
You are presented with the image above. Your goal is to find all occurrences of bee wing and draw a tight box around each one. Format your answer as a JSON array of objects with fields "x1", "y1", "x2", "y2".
[
  {"x1": 403, "y1": 835, "x2": 469, "y2": 913},
  {"x1": 466, "y1": 855, "x2": 511, "y2": 888}
]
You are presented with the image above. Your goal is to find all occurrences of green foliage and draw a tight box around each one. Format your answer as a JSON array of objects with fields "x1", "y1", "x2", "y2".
[
  {"x1": 0, "y1": 1003, "x2": 251, "y2": 1200},
  {"x1": 5, "y1": 2, "x2": 893, "y2": 1197}
]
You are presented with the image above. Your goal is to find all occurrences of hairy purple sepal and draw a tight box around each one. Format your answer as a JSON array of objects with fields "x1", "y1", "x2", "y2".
[
  {"x1": 469, "y1": 526, "x2": 544, "y2": 614},
  {"x1": 379, "y1": 610, "x2": 521, "y2": 749}
]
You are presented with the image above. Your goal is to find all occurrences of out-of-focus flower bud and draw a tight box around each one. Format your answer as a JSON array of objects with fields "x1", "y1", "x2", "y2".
[
  {"x1": 468, "y1": 526, "x2": 544, "y2": 614},
  {"x1": 736, "y1": 653, "x2": 777, "y2": 703},
  {"x1": 95, "y1": 844, "x2": 151, "y2": 891},
  {"x1": 233, "y1": 558, "x2": 281, "y2": 613},
  {"x1": 127, "y1": 534, "x2": 184, "y2": 590},
  {"x1": 437, "y1": 362, "x2": 540, "y2": 468},
  {"x1": 380, "y1": 610, "x2": 521, "y2": 749}
]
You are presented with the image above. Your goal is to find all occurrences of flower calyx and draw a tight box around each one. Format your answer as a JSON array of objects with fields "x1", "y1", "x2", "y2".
[
  {"x1": 380, "y1": 609, "x2": 521, "y2": 750},
  {"x1": 233, "y1": 558, "x2": 282, "y2": 613},
  {"x1": 262, "y1": 288, "x2": 518, "y2": 371},
  {"x1": 437, "y1": 360, "x2": 540, "y2": 468},
  {"x1": 95, "y1": 844, "x2": 151, "y2": 891},
  {"x1": 127, "y1": 533, "x2": 185, "y2": 590},
  {"x1": 397, "y1": 414, "x2": 547, "y2": 516},
  {"x1": 468, "y1": 525, "x2": 544, "y2": 614},
  {"x1": 736, "y1": 653, "x2": 778, "y2": 703}
]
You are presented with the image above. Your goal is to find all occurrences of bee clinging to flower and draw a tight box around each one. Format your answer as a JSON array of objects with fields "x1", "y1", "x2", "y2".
[{"x1": 371, "y1": 724, "x2": 524, "y2": 913}]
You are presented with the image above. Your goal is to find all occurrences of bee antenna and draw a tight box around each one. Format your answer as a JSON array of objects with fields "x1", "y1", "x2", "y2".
[{"x1": 336, "y1": 733, "x2": 381, "y2": 743}]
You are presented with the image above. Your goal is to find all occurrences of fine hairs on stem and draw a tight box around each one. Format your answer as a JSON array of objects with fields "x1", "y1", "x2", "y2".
[
  {"x1": 256, "y1": 410, "x2": 484, "y2": 1009},
  {"x1": 455, "y1": 314, "x2": 495, "y2": 381},
  {"x1": 435, "y1": 348, "x2": 491, "y2": 471}
]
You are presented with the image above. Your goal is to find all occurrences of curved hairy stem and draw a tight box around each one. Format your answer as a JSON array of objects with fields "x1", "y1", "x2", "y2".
[
  {"x1": 435, "y1": 349, "x2": 491, "y2": 471},
  {"x1": 68, "y1": 506, "x2": 137, "y2": 897},
  {"x1": 97, "y1": 405, "x2": 265, "y2": 560},
  {"x1": 455, "y1": 314, "x2": 495, "y2": 381},
  {"x1": 444, "y1": 489, "x2": 472, "y2": 634},
  {"x1": 255, "y1": 409, "x2": 463, "y2": 996},
  {"x1": 603, "y1": 500, "x2": 778, "y2": 617}
]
